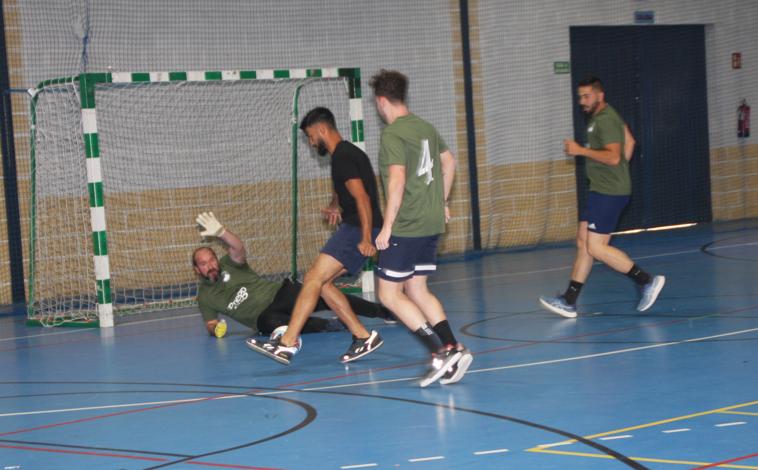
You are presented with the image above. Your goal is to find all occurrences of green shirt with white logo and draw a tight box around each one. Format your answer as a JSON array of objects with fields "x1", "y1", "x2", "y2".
[
  {"x1": 584, "y1": 104, "x2": 631, "y2": 196},
  {"x1": 378, "y1": 114, "x2": 449, "y2": 237},
  {"x1": 197, "y1": 255, "x2": 281, "y2": 333}
]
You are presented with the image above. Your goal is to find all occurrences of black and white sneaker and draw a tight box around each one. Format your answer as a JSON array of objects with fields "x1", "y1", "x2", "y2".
[
  {"x1": 440, "y1": 348, "x2": 473, "y2": 385},
  {"x1": 419, "y1": 348, "x2": 462, "y2": 388},
  {"x1": 340, "y1": 330, "x2": 383, "y2": 363},
  {"x1": 245, "y1": 337, "x2": 298, "y2": 365}
]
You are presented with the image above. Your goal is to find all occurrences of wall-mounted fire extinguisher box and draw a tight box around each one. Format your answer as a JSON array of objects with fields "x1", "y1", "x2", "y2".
[{"x1": 738, "y1": 99, "x2": 750, "y2": 138}]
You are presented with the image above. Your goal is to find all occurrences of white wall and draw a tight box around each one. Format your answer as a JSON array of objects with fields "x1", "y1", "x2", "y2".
[
  {"x1": 477, "y1": 0, "x2": 758, "y2": 165},
  {"x1": 16, "y1": 0, "x2": 461, "y2": 164}
]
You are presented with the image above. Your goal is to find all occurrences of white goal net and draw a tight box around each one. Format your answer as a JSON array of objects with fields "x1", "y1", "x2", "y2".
[{"x1": 28, "y1": 68, "x2": 363, "y2": 327}]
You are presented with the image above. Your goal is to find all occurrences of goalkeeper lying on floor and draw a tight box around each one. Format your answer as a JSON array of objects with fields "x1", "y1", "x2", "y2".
[{"x1": 192, "y1": 212, "x2": 394, "y2": 338}]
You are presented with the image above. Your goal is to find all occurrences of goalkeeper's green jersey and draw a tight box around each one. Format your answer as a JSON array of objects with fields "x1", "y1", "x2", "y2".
[{"x1": 197, "y1": 255, "x2": 281, "y2": 332}]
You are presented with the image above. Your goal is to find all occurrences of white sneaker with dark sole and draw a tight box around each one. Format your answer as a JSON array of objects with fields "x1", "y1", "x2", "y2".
[
  {"x1": 245, "y1": 337, "x2": 298, "y2": 365},
  {"x1": 420, "y1": 349, "x2": 463, "y2": 388},
  {"x1": 340, "y1": 330, "x2": 384, "y2": 363},
  {"x1": 539, "y1": 295, "x2": 577, "y2": 318},
  {"x1": 440, "y1": 348, "x2": 473, "y2": 385}
]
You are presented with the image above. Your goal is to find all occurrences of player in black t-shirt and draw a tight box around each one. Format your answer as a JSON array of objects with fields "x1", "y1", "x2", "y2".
[{"x1": 246, "y1": 107, "x2": 389, "y2": 365}]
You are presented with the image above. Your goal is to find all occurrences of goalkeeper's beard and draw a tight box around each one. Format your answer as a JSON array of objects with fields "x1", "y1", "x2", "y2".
[{"x1": 206, "y1": 268, "x2": 219, "y2": 282}]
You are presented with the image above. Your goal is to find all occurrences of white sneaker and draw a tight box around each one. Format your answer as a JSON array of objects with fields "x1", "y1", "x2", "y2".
[
  {"x1": 539, "y1": 295, "x2": 577, "y2": 318},
  {"x1": 637, "y1": 275, "x2": 665, "y2": 312}
]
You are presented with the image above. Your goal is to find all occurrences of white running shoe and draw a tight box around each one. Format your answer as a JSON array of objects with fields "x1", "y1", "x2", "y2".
[
  {"x1": 637, "y1": 275, "x2": 666, "y2": 312},
  {"x1": 539, "y1": 295, "x2": 577, "y2": 318}
]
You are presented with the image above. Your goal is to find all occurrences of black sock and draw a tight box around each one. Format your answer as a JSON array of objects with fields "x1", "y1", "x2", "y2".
[
  {"x1": 563, "y1": 280, "x2": 584, "y2": 305},
  {"x1": 432, "y1": 320, "x2": 457, "y2": 348},
  {"x1": 414, "y1": 323, "x2": 443, "y2": 353},
  {"x1": 626, "y1": 264, "x2": 651, "y2": 286}
]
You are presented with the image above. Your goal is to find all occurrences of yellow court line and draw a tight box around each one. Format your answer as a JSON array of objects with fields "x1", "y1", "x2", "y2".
[
  {"x1": 720, "y1": 410, "x2": 758, "y2": 416},
  {"x1": 526, "y1": 400, "x2": 758, "y2": 451},
  {"x1": 531, "y1": 449, "x2": 758, "y2": 469}
]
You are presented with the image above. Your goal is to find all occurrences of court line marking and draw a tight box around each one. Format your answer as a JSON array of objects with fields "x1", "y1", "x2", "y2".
[
  {"x1": 0, "y1": 328, "x2": 93, "y2": 343},
  {"x1": 340, "y1": 464, "x2": 378, "y2": 469},
  {"x1": 715, "y1": 422, "x2": 747, "y2": 427},
  {"x1": 5, "y1": 328, "x2": 757, "y2": 420},
  {"x1": 408, "y1": 456, "x2": 444, "y2": 462},
  {"x1": 0, "y1": 397, "x2": 210, "y2": 418},
  {"x1": 0, "y1": 313, "x2": 200, "y2": 343},
  {"x1": 527, "y1": 449, "x2": 758, "y2": 469},
  {"x1": 661, "y1": 428, "x2": 690, "y2": 433},
  {"x1": 721, "y1": 410, "x2": 758, "y2": 416},
  {"x1": 599, "y1": 435, "x2": 632, "y2": 441},
  {"x1": 0, "y1": 443, "x2": 281, "y2": 469},
  {"x1": 528, "y1": 400, "x2": 758, "y2": 451},
  {"x1": 692, "y1": 452, "x2": 758, "y2": 470},
  {"x1": 429, "y1": 243, "x2": 749, "y2": 286},
  {"x1": 535, "y1": 441, "x2": 573, "y2": 449},
  {"x1": 469, "y1": 327, "x2": 758, "y2": 376},
  {"x1": 473, "y1": 448, "x2": 509, "y2": 455}
]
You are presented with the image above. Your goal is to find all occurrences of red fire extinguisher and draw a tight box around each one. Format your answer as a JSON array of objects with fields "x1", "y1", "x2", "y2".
[{"x1": 738, "y1": 99, "x2": 750, "y2": 138}]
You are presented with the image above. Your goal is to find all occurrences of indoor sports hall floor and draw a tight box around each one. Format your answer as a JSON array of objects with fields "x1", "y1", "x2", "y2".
[{"x1": 1, "y1": 220, "x2": 757, "y2": 469}]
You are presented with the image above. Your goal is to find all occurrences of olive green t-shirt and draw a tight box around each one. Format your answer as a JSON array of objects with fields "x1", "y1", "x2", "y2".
[
  {"x1": 584, "y1": 105, "x2": 631, "y2": 196},
  {"x1": 197, "y1": 255, "x2": 281, "y2": 332},
  {"x1": 378, "y1": 114, "x2": 449, "y2": 237}
]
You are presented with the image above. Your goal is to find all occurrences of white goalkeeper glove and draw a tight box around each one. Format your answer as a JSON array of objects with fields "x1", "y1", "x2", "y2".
[{"x1": 196, "y1": 212, "x2": 226, "y2": 238}]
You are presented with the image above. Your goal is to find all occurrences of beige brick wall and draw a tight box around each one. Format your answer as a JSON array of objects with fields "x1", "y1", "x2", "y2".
[{"x1": 710, "y1": 143, "x2": 758, "y2": 221}]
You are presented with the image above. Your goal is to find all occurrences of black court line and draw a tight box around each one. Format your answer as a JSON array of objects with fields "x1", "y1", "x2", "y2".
[
  {"x1": 0, "y1": 382, "x2": 643, "y2": 469},
  {"x1": 459, "y1": 303, "x2": 758, "y2": 346},
  {"x1": 145, "y1": 393, "x2": 317, "y2": 469},
  {"x1": 272, "y1": 388, "x2": 648, "y2": 470},
  {"x1": 701, "y1": 236, "x2": 758, "y2": 262},
  {"x1": 458, "y1": 306, "x2": 758, "y2": 346},
  {"x1": 0, "y1": 387, "x2": 315, "y2": 469}
]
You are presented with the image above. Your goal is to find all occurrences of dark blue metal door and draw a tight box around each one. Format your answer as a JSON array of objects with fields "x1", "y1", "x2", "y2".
[{"x1": 570, "y1": 26, "x2": 711, "y2": 230}]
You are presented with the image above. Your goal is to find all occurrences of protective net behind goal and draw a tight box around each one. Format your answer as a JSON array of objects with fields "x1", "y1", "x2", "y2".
[{"x1": 29, "y1": 71, "x2": 356, "y2": 326}]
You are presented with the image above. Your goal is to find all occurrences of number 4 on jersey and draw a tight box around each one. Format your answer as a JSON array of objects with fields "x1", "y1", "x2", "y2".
[{"x1": 417, "y1": 139, "x2": 434, "y2": 185}]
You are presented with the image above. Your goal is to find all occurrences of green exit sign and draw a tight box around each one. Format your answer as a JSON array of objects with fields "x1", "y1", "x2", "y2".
[{"x1": 554, "y1": 62, "x2": 570, "y2": 74}]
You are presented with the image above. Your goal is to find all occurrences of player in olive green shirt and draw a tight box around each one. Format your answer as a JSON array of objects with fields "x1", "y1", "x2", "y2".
[
  {"x1": 377, "y1": 113, "x2": 447, "y2": 237},
  {"x1": 539, "y1": 77, "x2": 665, "y2": 318},
  {"x1": 370, "y1": 69, "x2": 472, "y2": 387},
  {"x1": 193, "y1": 212, "x2": 392, "y2": 337}
]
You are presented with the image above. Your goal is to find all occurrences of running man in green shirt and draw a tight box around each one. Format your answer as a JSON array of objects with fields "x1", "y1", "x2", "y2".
[
  {"x1": 370, "y1": 69, "x2": 473, "y2": 387},
  {"x1": 539, "y1": 77, "x2": 665, "y2": 318}
]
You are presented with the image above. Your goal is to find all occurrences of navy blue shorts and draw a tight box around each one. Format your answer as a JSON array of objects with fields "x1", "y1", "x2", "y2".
[
  {"x1": 579, "y1": 191, "x2": 631, "y2": 234},
  {"x1": 320, "y1": 223, "x2": 379, "y2": 275},
  {"x1": 375, "y1": 234, "x2": 439, "y2": 282}
]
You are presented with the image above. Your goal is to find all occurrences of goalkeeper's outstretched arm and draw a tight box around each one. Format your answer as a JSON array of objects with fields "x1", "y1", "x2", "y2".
[{"x1": 196, "y1": 212, "x2": 247, "y2": 264}]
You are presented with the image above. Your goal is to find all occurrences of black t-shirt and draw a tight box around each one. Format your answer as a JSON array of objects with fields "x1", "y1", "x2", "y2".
[{"x1": 331, "y1": 141, "x2": 384, "y2": 228}]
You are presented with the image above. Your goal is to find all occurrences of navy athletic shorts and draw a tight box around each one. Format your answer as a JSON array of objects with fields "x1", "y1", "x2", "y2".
[
  {"x1": 320, "y1": 223, "x2": 379, "y2": 275},
  {"x1": 375, "y1": 234, "x2": 440, "y2": 282},
  {"x1": 579, "y1": 191, "x2": 631, "y2": 234}
]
